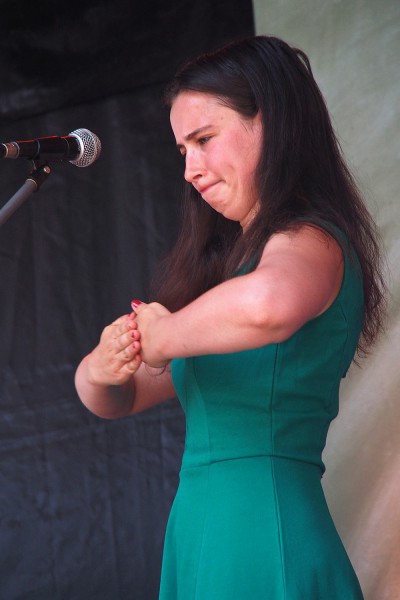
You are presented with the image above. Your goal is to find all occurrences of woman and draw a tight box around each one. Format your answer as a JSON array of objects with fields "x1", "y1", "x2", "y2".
[{"x1": 75, "y1": 36, "x2": 386, "y2": 599}]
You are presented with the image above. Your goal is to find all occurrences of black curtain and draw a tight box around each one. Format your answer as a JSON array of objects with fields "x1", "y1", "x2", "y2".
[{"x1": 0, "y1": 2, "x2": 254, "y2": 598}]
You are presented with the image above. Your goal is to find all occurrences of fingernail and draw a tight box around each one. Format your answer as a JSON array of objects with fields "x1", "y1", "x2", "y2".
[{"x1": 131, "y1": 299, "x2": 142, "y2": 310}]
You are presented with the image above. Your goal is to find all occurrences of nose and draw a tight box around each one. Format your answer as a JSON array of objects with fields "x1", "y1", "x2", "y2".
[{"x1": 184, "y1": 149, "x2": 204, "y2": 184}]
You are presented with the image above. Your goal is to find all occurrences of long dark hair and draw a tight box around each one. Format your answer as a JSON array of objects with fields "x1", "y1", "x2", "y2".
[{"x1": 152, "y1": 35, "x2": 386, "y2": 355}]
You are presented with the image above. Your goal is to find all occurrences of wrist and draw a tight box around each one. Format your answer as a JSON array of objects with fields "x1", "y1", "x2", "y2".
[
  {"x1": 143, "y1": 315, "x2": 172, "y2": 367},
  {"x1": 84, "y1": 352, "x2": 116, "y2": 388}
]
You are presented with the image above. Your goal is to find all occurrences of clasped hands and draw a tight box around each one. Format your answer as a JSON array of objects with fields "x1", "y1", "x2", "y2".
[
  {"x1": 130, "y1": 299, "x2": 171, "y2": 368},
  {"x1": 87, "y1": 300, "x2": 171, "y2": 387}
]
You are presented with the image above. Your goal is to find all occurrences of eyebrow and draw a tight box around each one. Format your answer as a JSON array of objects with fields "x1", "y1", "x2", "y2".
[{"x1": 176, "y1": 125, "x2": 212, "y2": 150}]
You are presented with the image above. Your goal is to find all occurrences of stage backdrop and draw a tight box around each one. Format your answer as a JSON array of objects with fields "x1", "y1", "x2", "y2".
[
  {"x1": 253, "y1": 1, "x2": 400, "y2": 599},
  {"x1": 0, "y1": 2, "x2": 254, "y2": 599}
]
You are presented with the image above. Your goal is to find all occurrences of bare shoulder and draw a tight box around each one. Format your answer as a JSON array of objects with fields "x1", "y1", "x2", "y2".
[
  {"x1": 262, "y1": 224, "x2": 343, "y2": 263},
  {"x1": 254, "y1": 224, "x2": 344, "y2": 326},
  {"x1": 259, "y1": 225, "x2": 343, "y2": 280}
]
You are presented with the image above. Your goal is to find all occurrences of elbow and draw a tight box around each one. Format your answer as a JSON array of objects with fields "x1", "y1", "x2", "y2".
[{"x1": 243, "y1": 288, "x2": 304, "y2": 345}]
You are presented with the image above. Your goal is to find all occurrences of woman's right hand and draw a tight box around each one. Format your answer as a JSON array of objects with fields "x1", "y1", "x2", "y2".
[{"x1": 86, "y1": 313, "x2": 142, "y2": 387}]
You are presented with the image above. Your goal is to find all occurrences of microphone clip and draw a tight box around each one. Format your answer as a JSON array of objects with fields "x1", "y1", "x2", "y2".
[{"x1": 29, "y1": 159, "x2": 52, "y2": 191}]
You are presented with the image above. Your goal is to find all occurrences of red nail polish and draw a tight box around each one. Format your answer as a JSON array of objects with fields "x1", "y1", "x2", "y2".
[{"x1": 131, "y1": 299, "x2": 142, "y2": 310}]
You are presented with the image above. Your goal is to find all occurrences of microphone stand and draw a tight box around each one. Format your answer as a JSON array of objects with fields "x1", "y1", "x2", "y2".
[{"x1": 0, "y1": 160, "x2": 52, "y2": 227}]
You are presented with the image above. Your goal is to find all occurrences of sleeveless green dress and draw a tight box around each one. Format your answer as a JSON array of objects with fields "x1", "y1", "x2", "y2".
[{"x1": 159, "y1": 245, "x2": 365, "y2": 599}]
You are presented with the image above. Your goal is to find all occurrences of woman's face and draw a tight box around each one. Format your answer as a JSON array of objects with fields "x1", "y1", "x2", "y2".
[{"x1": 170, "y1": 91, "x2": 263, "y2": 230}]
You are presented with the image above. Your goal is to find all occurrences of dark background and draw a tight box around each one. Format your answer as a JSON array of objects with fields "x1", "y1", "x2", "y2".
[{"x1": 0, "y1": 1, "x2": 254, "y2": 598}]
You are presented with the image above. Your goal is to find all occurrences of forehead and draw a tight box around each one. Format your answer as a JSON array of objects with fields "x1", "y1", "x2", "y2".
[{"x1": 170, "y1": 91, "x2": 237, "y2": 139}]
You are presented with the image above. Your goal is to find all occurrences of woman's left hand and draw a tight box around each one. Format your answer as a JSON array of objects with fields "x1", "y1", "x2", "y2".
[{"x1": 131, "y1": 300, "x2": 171, "y2": 368}]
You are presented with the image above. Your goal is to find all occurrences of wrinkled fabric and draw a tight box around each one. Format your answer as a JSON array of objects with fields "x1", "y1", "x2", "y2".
[{"x1": 0, "y1": 0, "x2": 254, "y2": 122}]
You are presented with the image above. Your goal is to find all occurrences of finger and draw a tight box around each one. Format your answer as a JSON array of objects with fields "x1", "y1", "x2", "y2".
[
  {"x1": 115, "y1": 331, "x2": 139, "y2": 354},
  {"x1": 122, "y1": 353, "x2": 142, "y2": 374},
  {"x1": 117, "y1": 339, "x2": 141, "y2": 361},
  {"x1": 111, "y1": 344, "x2": 141, "y2": 375},
  {"x1": 131, "y1": 299, "x2": 146, "y2": 313},
  {"x1": 130, "y1": 328, "x2": 140, "y2": 341},
  {"x1": 109, "y1": 316, "x2": 137, "y2": 339}
]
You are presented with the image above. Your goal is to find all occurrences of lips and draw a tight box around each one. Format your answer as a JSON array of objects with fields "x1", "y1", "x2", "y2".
[{"x1": 197, "y1": 182, "x2": 218, "y2": 195}]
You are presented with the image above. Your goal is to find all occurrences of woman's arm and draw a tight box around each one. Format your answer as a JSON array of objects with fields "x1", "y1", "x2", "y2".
[
  {"x1": 74, "y1": 313, "x2": 176, "y2": 418},
  {"x1": 134, "y1": 226, "x2": 344, "y2": 366}
]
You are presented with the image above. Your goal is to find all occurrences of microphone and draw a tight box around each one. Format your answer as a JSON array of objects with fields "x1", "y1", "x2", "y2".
[{"x1": 0, "y1": 128, "x2": 101, "y2": 167}]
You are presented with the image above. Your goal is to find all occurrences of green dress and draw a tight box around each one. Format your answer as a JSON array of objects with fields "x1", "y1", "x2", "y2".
[{"x1": 159, "y1": 245, "x2": 365, "y2": 599}]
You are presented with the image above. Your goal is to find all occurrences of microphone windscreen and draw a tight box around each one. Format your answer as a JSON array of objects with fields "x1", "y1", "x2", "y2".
[{"x1": 69, "y1": 128, "x2": 101, "y2": 167}]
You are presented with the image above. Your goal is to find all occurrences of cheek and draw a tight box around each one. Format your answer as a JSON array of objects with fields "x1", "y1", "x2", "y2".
[
  {"x1": 240, "y1": 148, "x2": 260, "y2": 188},
  {"x1": 232, "y1": 136, "x2": 257, "y2": 174},
  {"x1": 236, "y1": 160, "x2": 256, "y2": 189}
]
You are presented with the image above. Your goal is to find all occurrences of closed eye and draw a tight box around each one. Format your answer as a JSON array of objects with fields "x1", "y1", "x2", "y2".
[{"x1": 198, "y1": 136, "x2": 211, "y2": 145}]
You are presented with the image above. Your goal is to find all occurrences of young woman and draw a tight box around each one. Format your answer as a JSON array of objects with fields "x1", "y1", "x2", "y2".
[{"x1": 75, "y1": 36, "x2": 386, "y2": 599}]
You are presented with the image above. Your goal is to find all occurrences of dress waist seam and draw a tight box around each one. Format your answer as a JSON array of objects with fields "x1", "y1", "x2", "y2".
[{"x1": 180, "y1": 453, "x2": 323, "y2": 473}]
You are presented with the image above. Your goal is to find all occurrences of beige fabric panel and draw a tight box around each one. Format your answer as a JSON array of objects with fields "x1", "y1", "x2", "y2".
[{"x1": 253, "y1": 1, "x2": 400, "y2": 598}]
